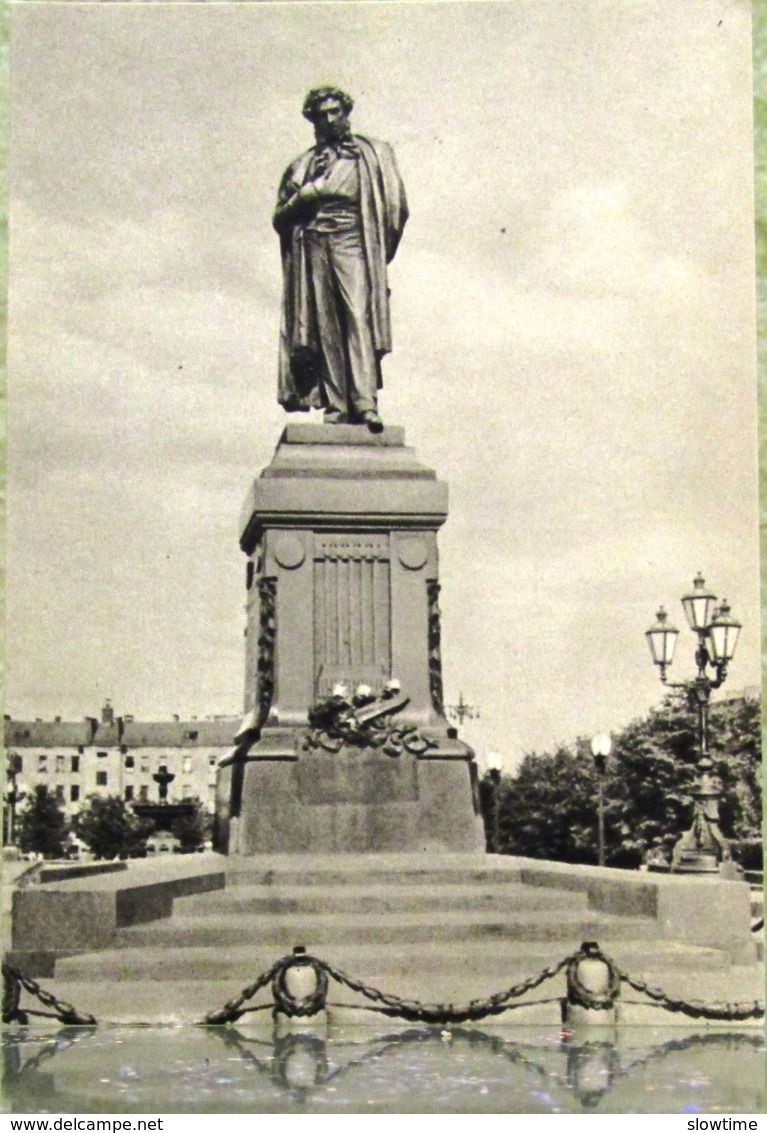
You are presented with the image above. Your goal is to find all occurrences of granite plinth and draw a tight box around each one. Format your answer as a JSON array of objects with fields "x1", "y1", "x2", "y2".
[
  {"x1": 218, "y1": 423, "x2": 479, "y2": 854},
  {"x1": 281, "y1": 423, "x2": 406, "y2": 446},
  {"x1": 223, "y1": 745, "x2": 483, "y2": 855}
]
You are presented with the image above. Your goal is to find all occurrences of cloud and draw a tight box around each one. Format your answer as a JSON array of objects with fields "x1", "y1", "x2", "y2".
[{"x1": 6, "y1": 1, "x2": 759, "y2": 757}]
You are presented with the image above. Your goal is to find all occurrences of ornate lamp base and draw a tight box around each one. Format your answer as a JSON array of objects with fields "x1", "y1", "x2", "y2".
[{"x1": 671, "y1": 759, "x2": 738, "y2": 876}]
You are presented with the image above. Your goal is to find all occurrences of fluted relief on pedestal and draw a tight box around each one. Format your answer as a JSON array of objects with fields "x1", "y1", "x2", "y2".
[{"x1": 313, "y1": 533, "x2": 391, "y2": 695}]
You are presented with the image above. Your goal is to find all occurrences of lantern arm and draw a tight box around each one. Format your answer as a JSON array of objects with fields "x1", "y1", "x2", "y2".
[
  {"x1": 661, "y1": 637, "x2": 728, "y2": 691},
  {"x1": 657, "y1": 670, "x2": 689, "y2": 690},
  {"x1": 705, "y1": 661, "x2": 729, "y2": 690},
  {"x1": 661, "y1": 669, "x2": 725, "y2": 698}
]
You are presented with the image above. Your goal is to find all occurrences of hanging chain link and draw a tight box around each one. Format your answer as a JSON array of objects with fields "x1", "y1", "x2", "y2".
[
  {"x1": 615, "y1": 965, "x2": 764, "y2": 1021},
  {"x1": 3, "y1": 940, "x2": 763, "y2": 1028},
  {"x1": 202, "y1": 948, "x2": 576, "y2": 1027},
  {"x1": 2, "y1": 964, "x2": 24, "y2": 1023},
  {"x1": 202, "y1": 960, "x2": 284, "y2": 1024},
  {"x1": 319, "y1": 953, "x2": 575, "y2": 1024},
  {"x1": 2, "y1": 961, "x2": 96, "y2": 1026},
  {"x1": 202, "y1": 943, "x2": 764, "y2": 1027}
]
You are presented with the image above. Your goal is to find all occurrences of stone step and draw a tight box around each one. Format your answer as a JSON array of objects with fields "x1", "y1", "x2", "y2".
[
  {"x1": 173, "y1": 882, "x2": 590, "y2": 916},
  {"x1": 226, "y1": 869, "x2": 526, "y2": 884},
  {"x1": 114, "y1": 908, "x2": 658, "y2": 949},
  {"x1": 53, "y1": 938, "x2": 731, "y2": 984},
  {"x1": 224, "y1": 863, "x2": 527, "y2": 889}
]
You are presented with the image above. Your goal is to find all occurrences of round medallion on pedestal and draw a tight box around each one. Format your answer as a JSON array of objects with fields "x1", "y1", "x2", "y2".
[
  {"x1": 397, "y1": 536, "x2": 428, "y2": 571},
  {"x1": 273, "y1": 533, "x2": 306, "y2": 570}
]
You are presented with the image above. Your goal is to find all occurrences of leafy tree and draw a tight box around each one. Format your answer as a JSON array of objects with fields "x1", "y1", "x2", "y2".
[
  {"x1": 170, "y1": 801, "x2": 208, "y2": 852},
  {"x1": 490, "y1": 743, "x2": 604, "y2": 864},
  {"x1": 706, "y1": 695, "x2": 762, "y2": 842},
  {"x1": 609, "y1": 693, "x2": 762, "y2": 866},
  {"x1": 606, "y1": 694, "x2": 699, "y2": 867},
  {"x1": 73, "y1": 795, "x2": 151, "y2": 859},
  {"x1": 483, "y1": 692, "x2": 762, "y2": 869},
  {"x1": 16, "y1": 785, "x2": 69, "y2": 858}
]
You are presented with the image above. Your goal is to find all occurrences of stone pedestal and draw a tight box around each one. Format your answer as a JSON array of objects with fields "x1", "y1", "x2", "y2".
[{"x1": 215, "y1": 424, "x2": 482, "y2": 854}]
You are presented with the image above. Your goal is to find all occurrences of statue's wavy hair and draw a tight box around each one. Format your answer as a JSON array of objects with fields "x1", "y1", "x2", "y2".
[{"x1": 302, "y1": 86, "x2": 354, "y2": 122}]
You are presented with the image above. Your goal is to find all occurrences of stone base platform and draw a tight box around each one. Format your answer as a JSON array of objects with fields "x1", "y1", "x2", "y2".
[
  {"x1": 220, "y1": 739, "x2": 484, "y2": 855},
  {"x1": 7, "y1": 853, "x2": 761, "y2": 1027}
]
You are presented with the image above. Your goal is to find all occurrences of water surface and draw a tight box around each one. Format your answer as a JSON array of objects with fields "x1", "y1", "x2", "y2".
[{"x1": 2, "y1": 1024, "x2": 763, "y2": 1113}]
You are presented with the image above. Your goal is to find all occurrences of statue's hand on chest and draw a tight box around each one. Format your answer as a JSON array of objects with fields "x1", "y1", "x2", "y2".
[{"x1": 311, "y1": 146, "x2": 335, "y2": 178}]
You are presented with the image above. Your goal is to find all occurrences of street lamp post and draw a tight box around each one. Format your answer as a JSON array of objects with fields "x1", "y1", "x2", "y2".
[
  {"x1": 446, "y1": 693, "x2": 480, "y2": 726},
  {"x1": 3, "y1": 753, "x2": 27, "y2": 846},
  {"x1": 590, "y1": 734, "x2": 612, "y2": 867},
  {"x1": 645, "y1": 573, "x2": 742, "y2": 875}
]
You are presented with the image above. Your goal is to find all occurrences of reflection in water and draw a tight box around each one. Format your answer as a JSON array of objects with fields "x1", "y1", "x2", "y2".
[
  {"x1": 2, "y1": 1024, "x2": 764, "y2": 1114},
  {"x1": 3, "y1": 1028, "x2": 97, "y2": 1112}
]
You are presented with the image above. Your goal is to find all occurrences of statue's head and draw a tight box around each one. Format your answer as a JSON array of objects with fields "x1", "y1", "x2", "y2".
[{"x1": 302, "y1": 86, "x2": 354, "y2": 142}]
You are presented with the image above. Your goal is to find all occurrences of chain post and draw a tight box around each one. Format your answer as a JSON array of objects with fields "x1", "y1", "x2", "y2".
[{"x1": 564, "y1": 941, "x2": 621, "y2": 1026}]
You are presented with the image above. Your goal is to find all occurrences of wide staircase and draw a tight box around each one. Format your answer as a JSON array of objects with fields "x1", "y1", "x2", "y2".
[{"x1": 45, "y1": 855, "x2": 762, "y2": 1026}]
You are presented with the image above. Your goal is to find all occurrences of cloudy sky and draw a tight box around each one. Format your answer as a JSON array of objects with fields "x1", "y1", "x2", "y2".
[{"x1": 6, "y1": 0, "x2": 760, "y2": 768}]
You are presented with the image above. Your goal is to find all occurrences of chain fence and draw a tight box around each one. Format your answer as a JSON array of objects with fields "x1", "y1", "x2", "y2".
[
  {"x1": 2, "y1": 961, "x2": 96, "y2": 1026},
  {"x1": 200, "y1": 941, "x2": 764, "y2": 1027},
  {"x1": 3, "y1": 941, "x2": 763, "y2": 1028}
]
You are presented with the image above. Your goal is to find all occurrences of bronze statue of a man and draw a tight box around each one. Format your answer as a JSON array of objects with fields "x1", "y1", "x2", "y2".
[{"x1": 273, "y1": 87, "x2": 408, "y2": 432}]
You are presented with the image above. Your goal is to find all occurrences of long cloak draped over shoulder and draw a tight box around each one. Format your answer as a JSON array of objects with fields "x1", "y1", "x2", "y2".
[{"x1": 274, "y1": 135, "x2": 408, "y2": 411}]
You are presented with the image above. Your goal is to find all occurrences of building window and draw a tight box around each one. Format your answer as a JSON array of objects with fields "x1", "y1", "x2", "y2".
[
  {"x1": 71, "y1": 755, "x2": 80, "y2": 773},
  {"x1": 77, "y1": 745, "x2": 84, "y2": 755},
  {"x1": 15, "y1": 756, "x2": 23, "y2": 772},
  {"x1": 139, "y1": 785, "x2": 149, "y2": 801},
  {"x1": 140, "y1": 756, "x2": 150, "y2": 773},
  {"x1": 55, "y1": 785, "x2": 65, "y2": 802},
  {"x1": 96, "y1": 770, "x2": 108, "y2": 786},
  {"x1": 125, "y1": 755, "x2": 135, "y2": 770},
  {"x1": 182, "y1": 756, "x2": 192, "y2": 774},
  {"x1": 124, "y1": 785, "x2": 134, "y2": 801},
  {"x1": 38, "y1": 755, "x2": 48, "y2": 772},
  {"x1": 209, "y1": 756, "x2": 217, "y2": 767},
  {"x1": 186, "y1": 730, "x2": 198, "y2": 741},
  {"x1": 70, "y1": 784, "x2": 80, "y2": 802},
  {"x1": 56, "y1": 755, "x2": 66, "y2": 773},
  {"x1": 120, "y1": 744, "x2": 128, "y2": 755},
  {"x1": 97, "y1": 751, "x2": 108, "y2": 759}
]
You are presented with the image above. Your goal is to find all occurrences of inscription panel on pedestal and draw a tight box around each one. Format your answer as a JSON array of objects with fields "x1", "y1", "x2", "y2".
[
  {"x1": 295, "y1": 750, "x2": 418, "y2": 805},
  {"x1": 313, "y1": 533, "x2": 391, "y2": 693}
]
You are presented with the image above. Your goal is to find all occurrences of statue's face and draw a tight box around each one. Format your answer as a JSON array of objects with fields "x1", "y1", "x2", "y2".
[{"x1": 312, "y1": 96, "x2": 349, "y2": 142}]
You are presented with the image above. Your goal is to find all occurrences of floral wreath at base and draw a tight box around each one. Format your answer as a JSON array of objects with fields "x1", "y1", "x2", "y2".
[{"x1": 302, "y1": 684, "x2": 439, "y2": 757}]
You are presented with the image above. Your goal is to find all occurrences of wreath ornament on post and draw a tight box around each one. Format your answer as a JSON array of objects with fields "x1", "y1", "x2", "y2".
[{"x1": 303, "y1": 680, "x2": 438, "y2": 757}]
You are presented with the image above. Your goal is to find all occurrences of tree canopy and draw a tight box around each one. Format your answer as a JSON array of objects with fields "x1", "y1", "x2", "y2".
[
  {"x1": 73, "y1": 795, "x2": 152, "y2": 859},
  {"x1": 482, "y1": 693, "x2": 762, "y2": 869},
  {"x1": 170, "y1": 801, "x2": 208, "y2": 851},
  {"x1": 16, "y1": 785, "x2": 69, "y2": 859}
]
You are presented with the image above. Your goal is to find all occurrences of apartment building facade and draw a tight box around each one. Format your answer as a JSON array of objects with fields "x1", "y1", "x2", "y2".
[{"x1": 4, "y1": 701, "x2": 238, "y2": 823}]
